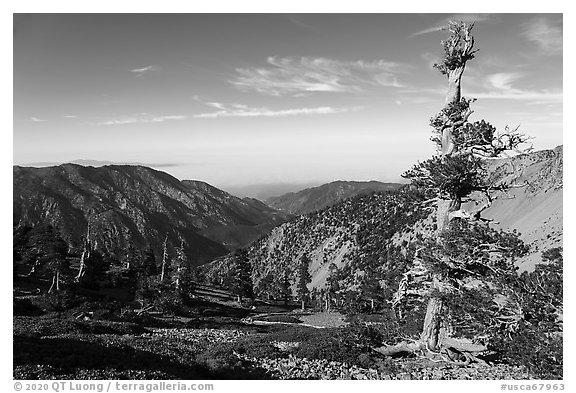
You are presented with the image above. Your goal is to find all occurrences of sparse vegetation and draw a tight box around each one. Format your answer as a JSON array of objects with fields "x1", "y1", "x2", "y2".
[{"x1": 13, "y1": 18, "x2": 562, "y2": 381}]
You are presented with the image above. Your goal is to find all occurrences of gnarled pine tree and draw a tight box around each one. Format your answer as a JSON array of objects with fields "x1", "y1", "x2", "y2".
[{"x1": 377, "y1": 21, "x2": 531, "y2": 362}]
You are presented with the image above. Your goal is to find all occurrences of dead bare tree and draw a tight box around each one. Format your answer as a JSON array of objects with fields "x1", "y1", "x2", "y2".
[
  {"x1": 75, "y1": 223, "x2": 91, "y2": 282},
  {"x1": 160, "y1": 234, "x2": 169, "y2": 283}
]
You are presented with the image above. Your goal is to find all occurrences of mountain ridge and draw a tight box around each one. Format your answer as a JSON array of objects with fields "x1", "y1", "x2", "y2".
[
  {"x1": 266, "y1": 180, "x2": 404, "y2": 215},
  {"x1": 13, "y1": 164, "x2": 291, "y2": 265}
]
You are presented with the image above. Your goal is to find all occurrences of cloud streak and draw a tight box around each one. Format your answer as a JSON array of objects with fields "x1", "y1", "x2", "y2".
[
  {"x1": 410, "y1": 14, "x2": 492, "y2": 37},
  {"x1": 230, "y1": 57, "x2": 404, "y2": 96},
  {"x1": 468, "y1": 72, "x2": 562, "y2": 103},
  {"x1": 130, "y1": 65, "x2": 161, "y2": 77},
  {"x1": 96, "y1": 114, "x2": 187, "y2": 126},
  {"x1": 521, "y1": 16, "x2": 562, "y2": 55},
  {"x1": 30, "y1": 117, "x2": 46, "y2": 122},
  {"x1": 193, "y1": 100, "x2": 359, "y2": 119}
]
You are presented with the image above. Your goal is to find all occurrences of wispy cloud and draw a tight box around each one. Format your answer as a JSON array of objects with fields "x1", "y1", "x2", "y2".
[
  {"x1": 230, "y1": 56, "x2": 404, "y2": 96},
  {"x1": 410, "y1": 14, "x2": 492, "y2": 37},
  {"x1": 130, "y1": 65, "x2": 161, "y2": 77},
  {"x1": 521, "y1": 16, "x2": 562, "y2": 55},
  {"x1": 468, "y1": 72, "x2": 562, "y2": 103},
  {"x1": 284, "y1": 15, "x2": 314, "y2": 29},
  {"x1": 63, "y1": 115, "x2": 78, "y2": 119},
  {"x1": 486, "y1": 72, "x2": 525, "y2": 90},
  {"x1": 95, "y1": 113, "x2": 187, "y2": 126},
  {"x1": 30, "y1": 117, "x2": 46, "y2": 122},
  {"x1": 193, "y1": 99, "x2": 359, "y2": 119}
]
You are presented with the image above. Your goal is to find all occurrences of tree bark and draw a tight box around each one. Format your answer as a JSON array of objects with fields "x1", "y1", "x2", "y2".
[
  {"x1": 423, "y1": 196, "x2": 462, "y2": 350},
  {"x1": 441, "y1": 66, "x2": 466, "y2": 155},
  {"x1": 436, "y1": 198, "x2": 462, "y2": 236},
  {"x1": 445, "y1": 67, "x2": 464, "y2": 105},
  {"x1": 420, "y1": 274, "x2": 446, "y2": 350}
]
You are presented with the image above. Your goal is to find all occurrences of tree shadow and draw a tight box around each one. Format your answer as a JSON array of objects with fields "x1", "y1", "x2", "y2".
[{"x1": 13, "y1": 335, "x2": 269, "y2": 380}]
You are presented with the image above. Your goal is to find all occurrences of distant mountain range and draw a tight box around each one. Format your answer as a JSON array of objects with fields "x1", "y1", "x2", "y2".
[
  {"x1": 13, "y1": 146, "x2": 562, "y2": 276},
  {"x1": 13, "y1": 164, "x2": 291, "y2": 265},
  {"x1": 266, "y1": 180, "x2": 404, "y2": 215},
  {"x1": 20, "y1": 159, "x2": 179, "y2": 168}
]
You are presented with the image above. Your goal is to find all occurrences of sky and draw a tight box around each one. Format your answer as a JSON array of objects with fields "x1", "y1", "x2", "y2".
[{"x1": 13, "y1": 13, "x2": 563, "y2": 191}]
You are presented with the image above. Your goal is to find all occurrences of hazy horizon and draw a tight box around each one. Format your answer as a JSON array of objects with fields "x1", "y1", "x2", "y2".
[
  {"x1": 14, "y1": 14, "x2": 563, "y2": 188},
  {"x1": 13, "y1": 158, "x2": 410, "y2": 199}
]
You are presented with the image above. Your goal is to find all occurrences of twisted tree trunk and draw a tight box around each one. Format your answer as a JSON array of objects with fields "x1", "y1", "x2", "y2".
[
  {"x1": 420, "y1": 64, "x2": 466, "y2": 352},
  {"x1": 420, "y1": 272, "x2": 449, "y2": 350},
  {"x1": 445, "y1": 67, "x2": 464, "y2": 104},
  {"x1": 441, "y1": 67, "x2": 465, "y2": 155}
]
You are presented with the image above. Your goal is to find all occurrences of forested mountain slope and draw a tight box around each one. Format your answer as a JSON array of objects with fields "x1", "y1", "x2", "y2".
[
  {"x1": 13, "y1": 164, "x2": 290, "y2": 265},
  {"x1": 266, "y1": 180, "x2": 403, "y2": 215},
  {"x1": 203, "y1": 146, "x2": 562, "y2": 297}
]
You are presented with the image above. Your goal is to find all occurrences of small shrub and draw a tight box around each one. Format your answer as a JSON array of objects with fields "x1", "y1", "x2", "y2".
[
  {"x1": 373, "y1": 357, "x2": 400, "y2": 375},
  {"x1": 195, "y1": 342, "x2": 271, "y2": 379},
  {"x1": 196, "y1": 343, "x2": 239, "y2": 371},
  {"x1": 357, "y1": 352, "x2": 372, "y2": 367},
  {"x1": 275, "y1": 325, "x2": 387, "y2": 366},
  {"x1": 492, "y1": 330, "x2": 562, "y2": 379},
  {"x1": 153, "y1": 291, "x2": 186, "y2": 316},
  {"x1": 232, "y1": 337, "x2": 283, "y2": 359}
]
